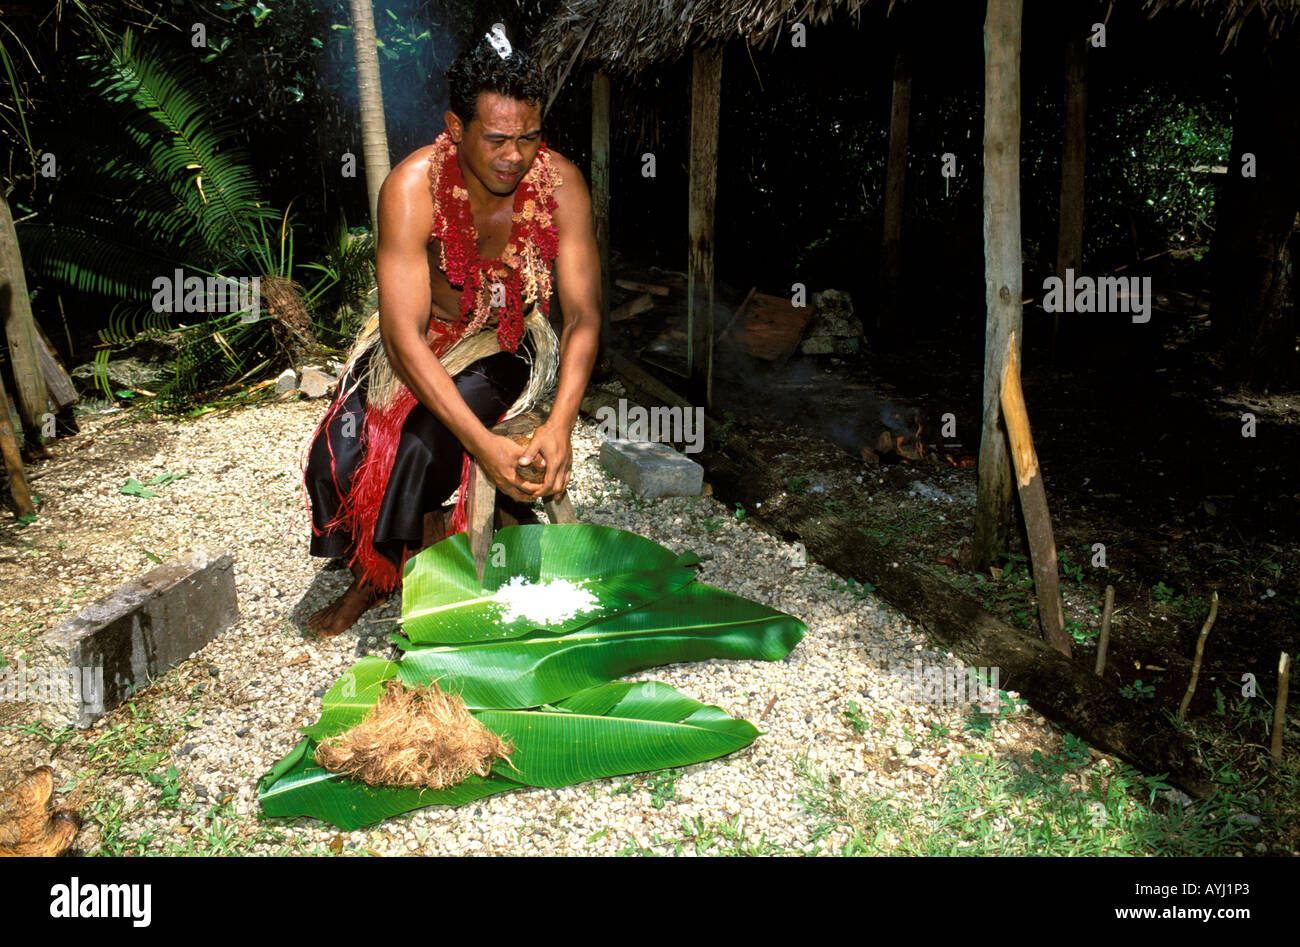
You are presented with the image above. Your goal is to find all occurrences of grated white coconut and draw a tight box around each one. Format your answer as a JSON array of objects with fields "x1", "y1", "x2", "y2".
[{"x1": 490, "y1": 576, "x2": 602, "y2": 626}]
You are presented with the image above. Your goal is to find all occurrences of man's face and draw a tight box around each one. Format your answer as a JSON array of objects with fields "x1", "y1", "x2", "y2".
[{"x1": 446, "y1": 92, "x2": 543, "y2": 197}]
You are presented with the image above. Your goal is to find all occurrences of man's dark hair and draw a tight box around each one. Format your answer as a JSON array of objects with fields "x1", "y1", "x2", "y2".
[{"x1": 447, "y1": 28, "x2": 547, "y2": 125}]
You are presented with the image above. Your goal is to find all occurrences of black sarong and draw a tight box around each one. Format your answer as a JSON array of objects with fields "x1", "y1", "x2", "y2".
[{"x1": 304, "y1": 339, "x2": 533, "y2": 568}]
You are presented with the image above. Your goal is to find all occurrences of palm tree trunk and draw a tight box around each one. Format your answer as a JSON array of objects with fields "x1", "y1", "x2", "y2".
[{"x1": 349, "y1": 0, "x2": 391, "y2": 231}]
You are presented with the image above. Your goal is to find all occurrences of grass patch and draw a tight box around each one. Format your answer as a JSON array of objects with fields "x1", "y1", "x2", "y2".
[{"x1": 796, "y1": 734, "x2": 1271, "y2": 856}]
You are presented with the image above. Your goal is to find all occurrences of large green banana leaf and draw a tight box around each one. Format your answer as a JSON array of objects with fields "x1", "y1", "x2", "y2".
[
  {"x1": 257, "y1": 680, "x2": 759, "y2": 830},
  {"x1": 397, "y1": 581, "x2": 805, "y2": 709},
  {"x1": 257, "y1": 737, "x2": 517, "y2": 832},
  {"x1": 398, "y1": 525, "x2": 701, "y2": 646},
  {"x1": 301, "y1": 656, "x2": 400, "y2": 741}
]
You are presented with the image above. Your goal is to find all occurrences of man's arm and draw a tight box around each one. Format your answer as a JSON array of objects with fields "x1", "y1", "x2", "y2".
[
  {"x1": 374, "y1": 158, "x2": 538, "y2": 502},
  {"x1": 520, "y1": 154, "x2": 602, "y2": 497}
]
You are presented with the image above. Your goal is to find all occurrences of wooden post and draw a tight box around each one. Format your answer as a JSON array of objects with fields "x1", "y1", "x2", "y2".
[
  {"x1": 1000, "y1": 331, "x2": 1070, "y2": 657},
  {"x1": 687, "y1": 46, "x2": 723, "y2": 410},
  {"x1": 0, "y1": 380, "x2": 34, "y2": 517},
  {"x1": 0, "y1": 189, "x2": 50, "y2": 433},
  {"x1": 971, "y1": 0, "x2": 1023, "y2": 573},
  {"x1": 591, "y1": 71, "x2": 613, "y2": 350},
  {"x1": 879, "y1": 49, "x2": 912, "y2": 335},
  {"x1": 1052, "y1": 28, "x2": 1087, "y2": 357}
]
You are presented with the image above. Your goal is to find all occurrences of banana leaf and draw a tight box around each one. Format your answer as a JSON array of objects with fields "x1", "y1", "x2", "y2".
[
  {"x1": 257, "y1": 737, "x2": 517, "y2": 832},
  {"x1": 398, "y1": 525, "x2": 701, "y2": 646},
  {"x1": 301, "y1": 656, "x2": 399, "y2": 741},
  {"x1": 397, "y1": 581, "x2": 805, "y2": 709},
  {"x1": 257, "y1": 680, "x2": 759, "y2": 830}
]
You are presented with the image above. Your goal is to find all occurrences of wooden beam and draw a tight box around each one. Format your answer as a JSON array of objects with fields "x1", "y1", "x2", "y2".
[
  {"x1": 0, "y1": 189, "x2": 49, "y2": 433},
  {"x1": 591, "y1": 71, "x2": 612, "y2": 349},
  {"x1": 879, "y1": 48, "x2": 912, "y2": 334},
  {"x1": 971, "y1": 0, "x2": 1023, "y2": 572},
  {"x1": 687, "y1": 46, "x2": 723, "y2": 410},
  {"x1": 1053, "y1": 29, "x2": 1088, "y2": 357},
  {"x1": 1000, "y1": 332, "x2": 1069, "y2": 656}
]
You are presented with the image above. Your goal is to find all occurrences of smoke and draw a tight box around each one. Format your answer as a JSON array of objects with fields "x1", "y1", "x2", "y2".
[{"x1": 324, "y1": 0, "x2": 465, "y2": 162}]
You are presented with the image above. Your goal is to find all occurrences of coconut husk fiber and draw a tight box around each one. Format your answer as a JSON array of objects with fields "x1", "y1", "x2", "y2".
[
  {"x1": 314, "y1": 679, "x2": 513, "y2": 790},
  {"x1": 0, "y1": 766, "x2": 80, "y2": 857}
]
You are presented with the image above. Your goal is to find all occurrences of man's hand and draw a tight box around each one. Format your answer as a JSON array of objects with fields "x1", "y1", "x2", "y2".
[
  {"x1": 476, "y1": 433, "x2": 545, "y2": 503},
  {"x1": 519, "y1": 421, "x2": 572, "y2": 498}
]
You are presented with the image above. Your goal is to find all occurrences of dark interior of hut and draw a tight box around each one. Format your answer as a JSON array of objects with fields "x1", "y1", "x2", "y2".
[{"x1": 529, "y1": 1, "x2": 1299, "y2": 732}]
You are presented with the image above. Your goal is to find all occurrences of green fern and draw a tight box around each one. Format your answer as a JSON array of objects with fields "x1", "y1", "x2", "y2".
[{"x1": 15, "y1": 26, "x2": 338, "y2": 406}]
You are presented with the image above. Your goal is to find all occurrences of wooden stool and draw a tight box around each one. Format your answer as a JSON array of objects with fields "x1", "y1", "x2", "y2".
[{"x1": 469, "y1": 410, "x2": 578, "y2": 581}]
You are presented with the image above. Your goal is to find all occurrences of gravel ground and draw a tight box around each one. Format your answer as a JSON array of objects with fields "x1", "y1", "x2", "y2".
[{"x1": 0, "y1": 392, "x2": 1063, "y2": 855}]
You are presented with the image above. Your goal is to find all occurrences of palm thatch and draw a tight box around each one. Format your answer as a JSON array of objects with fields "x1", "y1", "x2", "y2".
[
  {"x1": 533, "y1": 0, "x2": 903, "y2": 81},
  {"x1": 534, "y1": 0, "x2": 1298, "y2": 85},
  {"x1": 1144, "y1": 0, "x2": 1300, "y2": 49}
]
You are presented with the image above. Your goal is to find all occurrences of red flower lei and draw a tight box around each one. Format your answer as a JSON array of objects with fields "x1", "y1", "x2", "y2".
[{"x1": 428, "y1": 131, "x2": 561, "y2": 352}]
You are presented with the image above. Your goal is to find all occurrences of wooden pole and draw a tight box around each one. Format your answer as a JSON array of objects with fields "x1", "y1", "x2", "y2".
[
  {"x1": 348, "y1": 0, "x2": 391, "y2": 231},
  {"x1": 1272, "y1": 652, "x2": 1290, "y2": 763},
  {"x1": 0, "y1": 380, "x2": 34, "y2": 517},
  {"x1": 0, "y1": 189, "x2": 49, "y2": 433},
  {"x1": 1094, "y1": 584, "x2": 1114, "y2": 675},
  {"x1": 878, "y1": 49, "x2": 912, "y2": 335},
  {"x1": 999, "y1": 331, "x2": 1070, "y2": 656},
  {"x1": 591, "y1": 71, "x2": 613, "y2": 350},
  {"x1": 1177, "y1": 591, "x2": 1219, "y2": 721},
  {"x1": 971, "y1": 0, "x2": 1023, "y2": 572},
  {"x1": 686, "y1": 46, "x2": 723, "y2": 410},
  {"x1": 1052, "y1": 28, "x2": 1087, "y2": 358}
]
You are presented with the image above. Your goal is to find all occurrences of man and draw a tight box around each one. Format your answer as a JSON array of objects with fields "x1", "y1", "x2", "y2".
[{"x1": 303, "y1": 30, "x2": 601, "y2": 637}]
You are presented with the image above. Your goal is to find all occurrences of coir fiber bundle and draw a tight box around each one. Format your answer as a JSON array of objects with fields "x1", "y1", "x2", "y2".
[
  {"x1": 314, "y1": 680, "x2": 513, "y2": 790},
  {"x1": 0, "y1": 766, "x2": 79, "y2": 857}
]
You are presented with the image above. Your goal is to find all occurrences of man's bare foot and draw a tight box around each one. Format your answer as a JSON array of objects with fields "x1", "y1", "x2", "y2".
[{"x1": 306, "y1": 574, "x2": 385, "y2": 639}]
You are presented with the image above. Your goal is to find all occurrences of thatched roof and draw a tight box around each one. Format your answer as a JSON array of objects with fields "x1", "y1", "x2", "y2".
[
  {"x1": 1143, "y1": 0, "x2": 1299, "y2": 48},
  {"x1": 534, "y1": 0, "x2": 1298, "y2": 86},
  {"x1": 533, "y1": 0, "x2": 888, "y2": 81}
]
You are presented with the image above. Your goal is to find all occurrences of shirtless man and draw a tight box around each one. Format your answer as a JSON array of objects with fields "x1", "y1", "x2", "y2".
[{"x1": 304, "y1": 32, "x2": 600, "y2": 637}]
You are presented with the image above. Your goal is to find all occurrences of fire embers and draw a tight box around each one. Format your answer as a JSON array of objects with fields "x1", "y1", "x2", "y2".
[
  {"x1": 315, "y1": 680, "x2": 513, "y2": 790},
  {"x1": 861, "y1": 409, "x2": 926, "y2": 465},
  {"x1": 858, "y1": 408, "x2": 974, "y2": 468},
  {"x1": 0, "y1": 766, "x2": 79, "y2": 857}
]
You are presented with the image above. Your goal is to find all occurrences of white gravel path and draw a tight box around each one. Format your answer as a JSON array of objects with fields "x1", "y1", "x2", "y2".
[{"x1": 0, "y1": 394, "x2": 1059, "y2": 855}]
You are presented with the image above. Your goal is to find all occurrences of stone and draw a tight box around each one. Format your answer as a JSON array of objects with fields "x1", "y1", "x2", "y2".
[
  {"x1": 598, "y1": 439, "x2": 703, "y2": 499},
  {"x1": 298, "y1": 366, "x2": 336, "y2": 399},
  {"x1": 800, "y1": 289, "x2": 864, "y2": 356},
  {"x1": 274, "y1": 369, "x2": 297, "y2": 394},
  {"x1": 30, "y1": 549, "x2": 239, "y2": 728}
]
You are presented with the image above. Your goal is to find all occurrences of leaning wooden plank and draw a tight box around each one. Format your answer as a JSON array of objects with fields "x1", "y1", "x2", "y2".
[
  {"x1": 33, "y1": 320, "x2": 78, "y2": 410},
  {"x1": 0, "y1": 380, "x2": 34, "y2": 516},
  {"x1": 610, "y1": 292, "x2": 654, "y2": 323},
  {"x1": 1000, "y1": 332, "x2": 1070, "y2": 657}
]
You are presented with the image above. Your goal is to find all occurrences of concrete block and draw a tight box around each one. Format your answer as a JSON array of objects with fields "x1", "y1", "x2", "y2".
[
  {"x1": 599, "y1": 438, "x2": 703, "y2": 499},
  {"x1": 31, "y1": 549, "x2": 239, "y2": 728}
]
